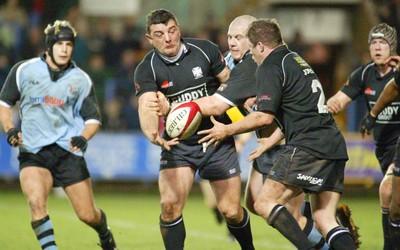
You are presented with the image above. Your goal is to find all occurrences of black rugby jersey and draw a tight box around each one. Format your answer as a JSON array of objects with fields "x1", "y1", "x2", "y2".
[
  {"x1": 134, "y1": 38, "x2": 230, "y2": 143},
  {"x1": 342, "y1": 62, "x2": 400, "y2": 146},
  {"x1": 255, "y1": 45, "x2": 348, "y2": 160},
  {"x1": 215, "y1": 52, "x2": 257, "y2": 106}
]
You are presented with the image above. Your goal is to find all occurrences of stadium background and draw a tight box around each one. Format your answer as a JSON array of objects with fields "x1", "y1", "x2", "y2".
[{"x1": 0, "y1": 0, "x2": 396, "y2": 249}]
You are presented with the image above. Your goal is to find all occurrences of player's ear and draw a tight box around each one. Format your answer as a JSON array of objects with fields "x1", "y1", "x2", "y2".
[{"x1": 145, "y1": 33, "x2": 153, "y2": 44}]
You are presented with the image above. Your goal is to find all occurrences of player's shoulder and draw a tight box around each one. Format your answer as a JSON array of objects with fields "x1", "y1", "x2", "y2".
[{"x1": 184, "y1": 38, "x2": 218, "y2": 50}]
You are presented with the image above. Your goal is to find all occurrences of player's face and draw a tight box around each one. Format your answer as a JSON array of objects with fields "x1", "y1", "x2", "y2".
[
  {"x1": 227, "y1": 25, "x2": 249, "y2": 61},
  {"x1": 369, "y1": 38, "x2": 391, "y2": 65},
  {"x1": 248, "y1": 39, "x2": 263, "y2": 66},
  {"x1": 51, "y1": 40, "x2": 74, "y2": 67},
  {"x1": 147, "y1": 19, "x2": 182, "y2": 57}
]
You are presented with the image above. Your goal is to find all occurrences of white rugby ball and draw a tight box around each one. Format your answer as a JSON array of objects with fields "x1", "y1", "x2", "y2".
[{"x1": 165, "y1": 102, "x2": 202, "y2": 139}]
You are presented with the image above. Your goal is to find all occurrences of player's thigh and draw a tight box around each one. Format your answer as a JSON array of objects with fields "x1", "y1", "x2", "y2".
[
  {"x1": 245, "y1": 167, "x2": 263, "y2": 205},
  {"x1": 64, "y1": 178, "x2": 97, "y2": 216},
  {"x1": 210, "y1": 175, "x2": 241, "y2": 205},
  {"x1": 159, "y1": 167, "x2": 195, "y2": 204},
  {"x1": 20, "y1": 166, "x2": 53, "y2": 202}
]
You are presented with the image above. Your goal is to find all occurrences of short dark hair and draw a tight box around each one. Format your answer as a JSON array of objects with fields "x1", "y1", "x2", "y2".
[
  {"x1": 146, "y1": 9, "x2": 179, "y2": 34},
  {"x1": 247, "y1": 19, "x2": 283, "y2": 49}
]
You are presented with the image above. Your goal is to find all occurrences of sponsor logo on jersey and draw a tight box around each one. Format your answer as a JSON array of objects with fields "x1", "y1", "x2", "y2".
[
  {"x1": 365, "y1": 87, "x2": 376, "y2": 95},
  {"x1": 377, "y1": 105, "x2": 399, "y2": 121},
  {"x1": 192, "y1": 67, "x2": 203, "y2": 79},
  {"x1": 297, "y1": 173, "x2": 323, "y2": 185},
  {"x1": 258, "y1": 94, "x2": 272, "y2": 101},
  {"x1": 28, "y1": 80, "x2": 39, "y2": 85},
  {"x1": 167, "y1": 83, "x2": 208, "y2": 103},
  {"x1": 30, "y1": 96, "x2": 65, "y2": 107},
  {"x1": 161, "y1": 80, "x2": 173, "y2": 89}
]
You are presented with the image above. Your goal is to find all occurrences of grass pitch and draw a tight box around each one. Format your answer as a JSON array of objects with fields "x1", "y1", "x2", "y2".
[{"x1": 0, "y1": 184, "x2": 382, "y2": 250}]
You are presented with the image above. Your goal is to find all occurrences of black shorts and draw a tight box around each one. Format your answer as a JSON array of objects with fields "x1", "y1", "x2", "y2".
[
  {"x1": 267, "y1": 146, "x2": 346, "y2": 193},
  {"x1": 253, "y1": 145, "x2": 285, "y2": 179},
  {"x1": 160, "y1": 137, "x2": 240, "y2": 180},
  {"x1": 18, "y1": 144, "x2": 90, "y2": 187},
  {"x1": 376, "y1": 141, "x2": 397, "y2": 175}
]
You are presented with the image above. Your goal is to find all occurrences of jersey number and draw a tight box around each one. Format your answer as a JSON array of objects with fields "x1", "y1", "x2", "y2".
[{"x1": 311, "y1": 79, "x2": 328, "y2": 114}]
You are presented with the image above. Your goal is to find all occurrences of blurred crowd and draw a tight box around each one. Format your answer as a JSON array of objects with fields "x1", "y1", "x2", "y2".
[{"x1": 0, "y1": 0, "x2": 399, "y2": 131}]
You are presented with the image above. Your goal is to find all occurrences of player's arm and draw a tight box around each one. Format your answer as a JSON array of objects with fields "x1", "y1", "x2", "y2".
[
  {"x1": 370, "y1": 79, "x2": 400, "y2": 117},
  {"x1": 198, "y1": 111, "x2": 274, "y2": 148},
  {"x1": 327, "y1": 89, "x2": 352, "y2": 115},
  {"x1": 138, "y1": 92, "x2": 178, "y2": 150},
  {"x1": 248, "y1": 126, "x2": 284, "y2": 161},
  {"x1": 0, "y1": 104, "x2": 22, "y2": 147},
  {"x1": 215, "y1": 66, "x2": 230, "y2": 83},
  {"x1": 193, "y1": 95, "x2": 231, "y2": 117}
]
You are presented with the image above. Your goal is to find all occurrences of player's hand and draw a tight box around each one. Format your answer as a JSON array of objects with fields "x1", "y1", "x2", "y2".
[
  {"x1": 385, "y1": 55, "x2": 400, "y2": 70},
  {"x1": 70, "y1": 136, "x2": 88, "y2": 152},
  {"x1": 244, "y1": 97, "x2": 257, "y2": 113},
  {"x1": 154, "y1": 136, "x2": 179, "y2": 151},
  {"x1": 197, "y1": 116, "x2": 228, "y2": 149},
  {"x1": 6, "y1": 128, "x2": 22, "y2": 147},
  {"x1": 327, "y1": 98, "x2": 341, "y2": 115},
  {"x1": 360, "y1": 113, "x2": 376, "y2": 138},
  {"x1": 247, "y1": 137, "x2": 272, "y2": 162}
]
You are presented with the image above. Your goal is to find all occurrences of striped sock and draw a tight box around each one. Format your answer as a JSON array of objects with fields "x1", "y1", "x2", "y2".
[{"x1": 31, "y1": 215, "x2": 57, "y2": 250}]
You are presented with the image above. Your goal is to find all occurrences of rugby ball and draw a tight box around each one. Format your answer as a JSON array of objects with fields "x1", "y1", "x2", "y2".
[{"x1": 165, "y1": 102, "x2": 202, "y2": 139}]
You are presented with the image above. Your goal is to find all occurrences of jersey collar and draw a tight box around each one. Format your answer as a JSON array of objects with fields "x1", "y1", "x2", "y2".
[{"x1": 155, "y1": 39, "x2": 189, "y2": 64}]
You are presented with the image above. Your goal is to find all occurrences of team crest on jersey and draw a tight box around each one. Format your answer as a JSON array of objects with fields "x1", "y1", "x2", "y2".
[
  {"x1": 161, "y1": 80, "x2": 173, "y2": 89},
  {"x1": 69, "y1": 85, "x2": 78, "y2": 95},
  {"x1": 365, "y1": 87, "x2": 376, "y2": 95},
  {"x1": 192, "y1": 67, "x2": 203, "y2": 79}
]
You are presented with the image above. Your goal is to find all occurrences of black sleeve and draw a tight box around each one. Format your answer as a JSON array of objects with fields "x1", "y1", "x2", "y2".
[
  {"x1": 341, "y1": 66, "x2": 364, "y2": 100},
  {"x1": 255, "y1": 63, "x2": 283, "y2": 115},
  {"x1": 134, "y1": 56, "x2": 158, "y2": 97},
  {"x1": 0, "y1": 62, "x2": 24, "y2": 106},
  {"x1": 395, "y1": 70, "x2": 400, "y2": 86},
  {"x1": 80, "y1": 84, "x2": 102, "y2": 123}
]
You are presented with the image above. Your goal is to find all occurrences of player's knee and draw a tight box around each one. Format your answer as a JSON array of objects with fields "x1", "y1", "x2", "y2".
[
  {"x1": 27, "y1": 195, "x2": 47, "y2": 214},
  {"x1": 218, "y1": 203, "x2": 241, "y2": 222},
  {"x1": 379, "y1": 178, "x2": 392, "y2": 204},
  {"x1": 161, "y1": 200, "x2": 183, "y2": 219},
  {"x1": 77, "y1": 211, "x2": 97, "y2": 225}
]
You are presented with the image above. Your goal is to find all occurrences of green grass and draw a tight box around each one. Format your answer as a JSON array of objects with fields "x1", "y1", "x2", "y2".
[{"x1": 0, "y1": 186, "x2": 382, "y2": 250}]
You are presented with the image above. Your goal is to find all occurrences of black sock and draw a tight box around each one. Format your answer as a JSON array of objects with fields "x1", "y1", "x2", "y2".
[
  {"x1": 268, "y1": 204, "x2": 314, "y2": 250},
  {"x1": 31, "y1": 215, "x2": 57, "y2": 250},
  {"x1": 326, "y1": 226, "x2": 356, "y2": 250},
  {"x1": 226, "y1": 207, "x2": 255, "y2": 250},
  {"x1": 389, "y1": 219, "x2": 400, "y2": 250},
  {"x1": 382, "y1": 209, "x2": 393, "y2": 250},
  {"x1": 91, "y1": 209, "x2": 109, "y2": 240},
  {"x1": 160, "y1": 215, "x2": 185, "y2": 250}
]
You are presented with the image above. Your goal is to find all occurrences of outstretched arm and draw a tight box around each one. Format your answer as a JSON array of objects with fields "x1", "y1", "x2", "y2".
[
  {"x1": 247, "y1": 126, "x2": 284, "y2": 162},
  {"x1": 138, "y1": 92, "x2": 179, "y2": 150},
  {"x1": 327, "y1": 90, "x2": 352, "y2": 115}
]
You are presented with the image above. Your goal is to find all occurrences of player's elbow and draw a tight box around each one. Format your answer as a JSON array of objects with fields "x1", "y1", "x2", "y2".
[{"x1": 256, "y1": 112, "x2": 274, "y2": 127}]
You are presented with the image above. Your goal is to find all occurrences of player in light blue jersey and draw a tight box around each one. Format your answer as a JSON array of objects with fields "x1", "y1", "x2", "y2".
[{"x1": 0, "y1": 20, "x2": 117, "y2": 250}]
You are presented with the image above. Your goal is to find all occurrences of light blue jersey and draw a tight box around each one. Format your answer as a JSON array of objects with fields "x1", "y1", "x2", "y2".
[{"x1": 0, "y1": 55, "x2": 101, "y2": 155}]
